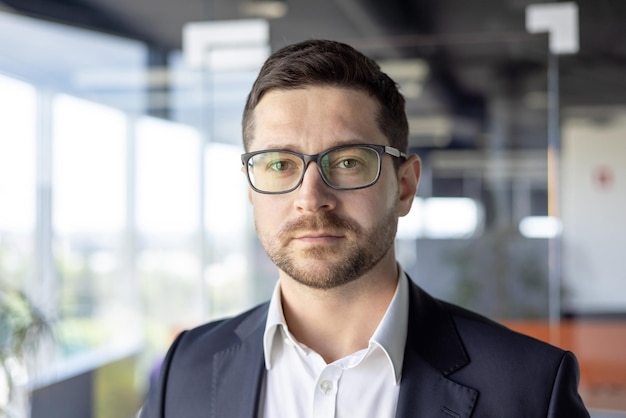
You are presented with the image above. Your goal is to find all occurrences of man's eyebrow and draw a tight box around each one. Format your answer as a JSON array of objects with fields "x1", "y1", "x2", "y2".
[
  {"x1": 251, "y1": 137, "x2": 370, "y2": 153},
  {"x1": 251, "y1": 144, "x2": 298, "y2": 152}
]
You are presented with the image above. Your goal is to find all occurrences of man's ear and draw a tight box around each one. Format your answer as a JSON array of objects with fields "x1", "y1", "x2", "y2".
[{"x1": 397, "y1": 154, "x2": 421, "y2": 217}]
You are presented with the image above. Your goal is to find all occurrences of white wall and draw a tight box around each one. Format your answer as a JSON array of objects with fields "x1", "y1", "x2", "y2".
[{"x1": 562, "y1": 108, "x2": 626, "y2": 313}]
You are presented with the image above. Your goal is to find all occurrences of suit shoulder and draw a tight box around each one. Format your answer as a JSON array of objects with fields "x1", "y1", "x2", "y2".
[
  {"x1": 436, "y1": 301, "x2": 588, "y2": 416},
  {"x1": 174, "y1": 302, "x2": 269, "y2": 355},
  {"x1": 442, "y1": 300, "x2": 564, "y2": 358}
]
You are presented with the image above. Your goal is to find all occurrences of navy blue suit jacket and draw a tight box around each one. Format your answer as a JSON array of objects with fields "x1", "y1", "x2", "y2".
[{"x1": 141, "y1": 278, "x2": 589, "y2": 417}]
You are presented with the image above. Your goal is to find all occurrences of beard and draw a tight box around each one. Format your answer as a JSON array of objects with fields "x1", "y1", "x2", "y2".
[{"x1": 257, "y1": 208, "x2": 398, "y2": 290}]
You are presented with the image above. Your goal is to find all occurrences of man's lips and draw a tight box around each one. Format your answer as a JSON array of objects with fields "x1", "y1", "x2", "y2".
[
  {"x1": 293, "y1": 231, "x2": 344, "y2": 240},
  {"x1": 291, "y1": 231, "x2": 344, "y2": 242}
]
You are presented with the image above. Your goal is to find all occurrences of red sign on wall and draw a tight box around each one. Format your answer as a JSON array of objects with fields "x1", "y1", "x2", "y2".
[{"x1": 593, "y1": 165, "x2": 615, "y2": 190}]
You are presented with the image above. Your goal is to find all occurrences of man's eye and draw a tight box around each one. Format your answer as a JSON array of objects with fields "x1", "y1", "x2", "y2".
[
  {"x1": 336, "y1": 158, "x2": 361, "y2": 169},
  {"x1": 268, "y1": 160, "x2": 293, "y2": 172}
]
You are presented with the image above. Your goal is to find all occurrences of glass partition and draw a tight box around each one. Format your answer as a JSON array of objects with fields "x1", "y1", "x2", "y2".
[{"x1": 380, "y1": 37, "x2": 554, "y2": 321}]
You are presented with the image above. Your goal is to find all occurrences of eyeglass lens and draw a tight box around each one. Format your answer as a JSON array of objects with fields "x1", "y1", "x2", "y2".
[{"x1": 247, "y1": 146, "x2": 381, "y2": 193}]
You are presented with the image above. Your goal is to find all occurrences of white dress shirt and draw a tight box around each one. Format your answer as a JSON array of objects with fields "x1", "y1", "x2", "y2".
[{"x1": 260, "y1": 269, "x2": 409, "y2": 418}]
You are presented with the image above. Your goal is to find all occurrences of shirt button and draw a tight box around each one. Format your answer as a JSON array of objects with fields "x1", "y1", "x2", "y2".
[{"x1": 319, "y1": 380, "x2": 333, "y2": 394}]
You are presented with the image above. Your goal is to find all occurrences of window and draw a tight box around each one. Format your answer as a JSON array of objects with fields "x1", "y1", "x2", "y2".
[
  {"x1": 52, "y1": 94, "x2": 139, "y2": 359},
  {"x1": 135, "y1": 116, "x2": 202, "y2": 352},
  {"x1": 0, "y1": 74, "x2": 36, "y2": 289}
]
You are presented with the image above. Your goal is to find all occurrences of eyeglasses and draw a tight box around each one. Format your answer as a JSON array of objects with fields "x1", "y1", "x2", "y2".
[{"x1": 241, "y1": 144, "x2": 407, "y2": 194}]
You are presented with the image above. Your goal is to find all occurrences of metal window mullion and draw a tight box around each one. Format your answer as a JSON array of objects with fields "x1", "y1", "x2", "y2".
[{"x1": 34, "y1": 88, "x2": 56, "y2": 319}]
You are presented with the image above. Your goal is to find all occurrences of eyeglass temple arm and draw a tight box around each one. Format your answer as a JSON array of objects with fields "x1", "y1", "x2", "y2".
[{"x1": 384, "y1": 146, "x2": 408, "y2": 159}]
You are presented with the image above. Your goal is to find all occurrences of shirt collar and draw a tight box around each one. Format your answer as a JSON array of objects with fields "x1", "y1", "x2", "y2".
[
  {"x1": 263, "y1": 267, "x2": 409, "y2": 383},
  {"x1": 263, "y1": 280, "x2": 290, "y2": 369}
]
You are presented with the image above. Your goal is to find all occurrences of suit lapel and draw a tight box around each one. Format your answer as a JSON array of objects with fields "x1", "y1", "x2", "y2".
[
  {"x1": 211, "y1": 307, "x2": 267, "y2": 418},
  {"x1": 396, "y1": 280, "x2": 478, "y2": 418},
  {"x1": 396, "y1": 347, "x2": 478, "y2": 418}
]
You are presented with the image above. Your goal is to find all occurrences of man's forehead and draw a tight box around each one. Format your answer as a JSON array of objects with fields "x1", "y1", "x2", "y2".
[{"x1": 246, "y1": 87, "x2": 386, "y2": 152}]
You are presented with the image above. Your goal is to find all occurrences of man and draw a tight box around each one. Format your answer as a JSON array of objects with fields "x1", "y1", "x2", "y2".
[{"x1": 141, "y1": 39, "x2": 589, "y2": 417}]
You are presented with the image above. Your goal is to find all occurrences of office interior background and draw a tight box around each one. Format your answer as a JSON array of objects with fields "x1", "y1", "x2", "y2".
[{"x1": 0, "y1": 0, "x2": 624, "y2": 416}]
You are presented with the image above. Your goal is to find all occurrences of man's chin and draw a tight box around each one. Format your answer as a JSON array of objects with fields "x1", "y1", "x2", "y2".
[
  {"x1": 298, "y1": 245, "x2": 344, "y2": 258},
  {"x1": 277, "y1": 257, "x2": 363, "y2": 290}
]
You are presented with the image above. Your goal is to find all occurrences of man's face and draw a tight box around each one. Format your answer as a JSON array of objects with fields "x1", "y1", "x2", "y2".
[{"x1": 247, "y1": 86, "x2": 414, "y2": 289}]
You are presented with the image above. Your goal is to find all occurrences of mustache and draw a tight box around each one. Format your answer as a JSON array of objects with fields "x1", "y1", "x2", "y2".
[{"x1": 280, "y1": 212, "x2": 359, "y2": 237}]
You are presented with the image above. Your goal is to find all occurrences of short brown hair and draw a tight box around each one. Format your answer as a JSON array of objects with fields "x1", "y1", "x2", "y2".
[{"x1": 242, "y1": 39, "x2": 408, "y2": 153}]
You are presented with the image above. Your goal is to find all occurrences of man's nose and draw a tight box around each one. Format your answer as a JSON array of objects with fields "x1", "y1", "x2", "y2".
[{"x1": 293, "y1": 162, "x2": 337, "y2": 213}]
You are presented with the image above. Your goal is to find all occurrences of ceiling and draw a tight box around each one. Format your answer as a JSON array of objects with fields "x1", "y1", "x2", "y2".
[{"x1": 2, "y1": 0, "x2": 626, "y2": 150}]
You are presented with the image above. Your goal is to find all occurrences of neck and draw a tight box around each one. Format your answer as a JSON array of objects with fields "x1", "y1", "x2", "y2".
[{"x1": 279, "y1": 257, "x2": 399, "y2": 363}]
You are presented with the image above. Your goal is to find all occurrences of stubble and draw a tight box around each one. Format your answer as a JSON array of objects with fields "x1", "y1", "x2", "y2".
[{"x1": 257, "y1": 209, "x2": 398, "y2": 289}]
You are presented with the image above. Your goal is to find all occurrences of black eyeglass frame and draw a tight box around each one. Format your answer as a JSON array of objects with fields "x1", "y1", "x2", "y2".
[{"x1": 241, "y1": 143, "x2": 408, "y2": 194}]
